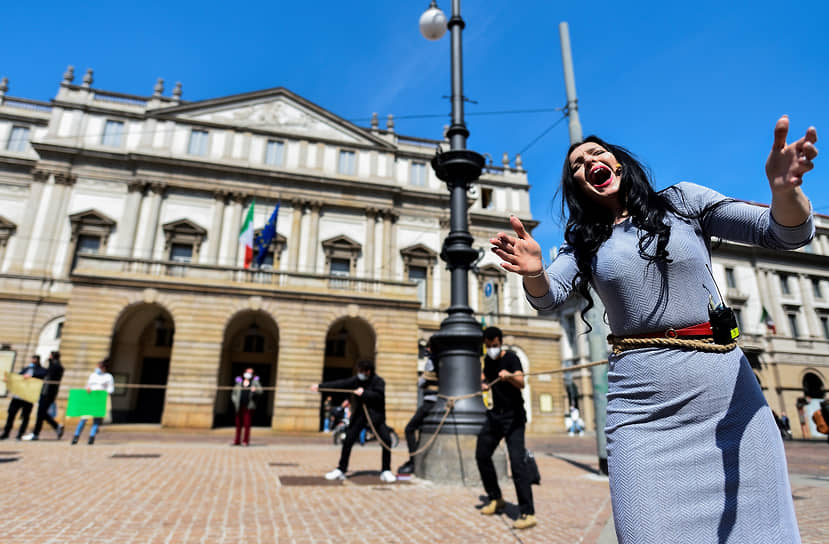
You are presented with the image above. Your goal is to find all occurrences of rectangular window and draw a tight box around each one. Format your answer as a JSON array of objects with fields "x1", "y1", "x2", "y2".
[
  {"x1": 101, "y1": 120, "x2": 125, "y2": 147},
  {"x1": 821, "y1": 316, "x2": 829, "y2": 340},
  {"x1": 779, "y1": 274, "x2": 790, "y2": 295},
  {"x1": 812, "y1": 278, "x2": 823, "y2": 299},
  {"x1": 257, "y1": 249, "x2": 274, "y2": 270},
  {"x1": 481, "y1": 187, "x2": 494, "y2": 209},
  {"x1": 787, "y1": 312, "x2": 800, "y2": 338},
  {"x1": 169, "y1": 243, "x2": 193, "y2": 263},
  {"x1": 55, "y1": 322, "x2": 63, "y2": 340},
  {"x1": 330, "y1": 258, "x2": 350, "y2": 276},
  {"x1": 337, "y1": 150, "x2": 356, "y2": 175},
  {"x1": 409, "y1": 265, "x2": 428, "y2": 305},
  {"x1": 410, "y1": 161, "x2": 427, "y2": 186},
  {"x1": 6, "y1": 126, "x2": 30, "y2": 152},
  {"x1": 725, "y1": 267, "x2": 736, "y2": 289},
  {"x1": 265, "y1": 140, "x2": 284, "y2": 166},
  {"x1": 187, "y1": 129, "x2": 209, "y2": 156},
  {"x1": 71, "y1": 234, "x2": 101, "y2": 270},
  {"x1": 733, "y1": 308, "x2": 743, "y2": 331}
]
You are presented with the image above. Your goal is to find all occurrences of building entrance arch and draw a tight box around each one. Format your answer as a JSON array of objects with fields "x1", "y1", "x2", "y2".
[
  {"x1": 213, "y1": 310, "x2": 279, "y2": 428},
  {"x1": 320, "y1": 317, "x2": 376, "y2": 430},
  {"x1": 109, "y1": 303, "x2": 174, "y2": 423}
]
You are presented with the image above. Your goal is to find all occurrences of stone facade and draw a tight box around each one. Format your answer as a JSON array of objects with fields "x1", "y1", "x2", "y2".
[{"x1": 0, "y1": 69, "x2": 563, "y2": 434}]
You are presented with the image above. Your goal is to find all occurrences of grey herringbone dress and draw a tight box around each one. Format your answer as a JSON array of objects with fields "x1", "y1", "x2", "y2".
[{"x1": 527, "y1": 183, "x2": 811, "y2": 543}]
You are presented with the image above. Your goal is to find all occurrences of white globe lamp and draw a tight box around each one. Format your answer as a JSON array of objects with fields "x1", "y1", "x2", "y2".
[{"x1": 419, "y1": 1, "x2": 447, "y2": 41}]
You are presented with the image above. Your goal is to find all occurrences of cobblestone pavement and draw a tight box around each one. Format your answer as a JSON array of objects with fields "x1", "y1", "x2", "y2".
[{"x1": 0, "y1": 429, "x2": 826, "y2": 543}]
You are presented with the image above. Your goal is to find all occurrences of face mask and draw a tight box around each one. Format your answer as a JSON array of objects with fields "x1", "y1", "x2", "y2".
[
  {"x1": 243, "y1": 372, "x2": 253, "y2": 379},
  {"x1": 95, "y1": 368, "x2": 103, "y2": 375},
  {"x1": 486, "y1": 346, "x2": 501, "y2": 359},
  {"x1": 357, "y1": 372, "x2": 368, "y2": 381}
]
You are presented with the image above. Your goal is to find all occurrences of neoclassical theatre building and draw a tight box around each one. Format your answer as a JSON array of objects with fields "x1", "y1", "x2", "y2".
[{"x1": 0, "y1": 68, "x2": 562, "y2": 433}]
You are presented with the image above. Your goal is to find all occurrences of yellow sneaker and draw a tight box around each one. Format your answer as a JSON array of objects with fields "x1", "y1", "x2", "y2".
[
  {"x1": 480, "y1": 498, "x2": 506, "y2": 515},
  {"x1": 513, "y1": 514, "x2": 537, "y2": 529}
]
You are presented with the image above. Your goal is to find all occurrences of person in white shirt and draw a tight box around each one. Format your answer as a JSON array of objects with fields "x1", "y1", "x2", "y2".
[{"x1": 72, "y1": 359, "x2": 115, "y2": 445}]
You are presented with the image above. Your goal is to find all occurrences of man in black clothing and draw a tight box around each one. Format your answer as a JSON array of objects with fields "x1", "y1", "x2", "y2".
[
  {"x1": 311, "y1": 359, "x2": 395, "y2": 483},
  {"x1": 1, "y1": 355, "x2": 48, "y2": 440},
  {"x1": 26, "y1": 351, "x2": 65, "y2": 440},
  {"x1": 397, "y1": 339, "x2": 438, "y2": 475},
  {"x1": 475, "y1": 326, "x2": 536, "y2": 530}
]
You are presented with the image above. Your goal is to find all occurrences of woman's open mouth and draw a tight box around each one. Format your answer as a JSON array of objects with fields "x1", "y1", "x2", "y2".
[{"x1": 589, "y1": 164, "x2": 613, "y2": 188}]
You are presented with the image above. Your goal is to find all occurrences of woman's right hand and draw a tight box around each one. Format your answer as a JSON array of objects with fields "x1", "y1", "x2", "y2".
[{"x1": 489, "y1": 215, "x2": 544, "y2": 276}]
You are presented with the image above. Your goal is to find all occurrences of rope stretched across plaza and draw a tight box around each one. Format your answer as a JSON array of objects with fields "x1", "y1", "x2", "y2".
[{"x1": 315, "y1": 358, "x2": 610, "y2": 454}]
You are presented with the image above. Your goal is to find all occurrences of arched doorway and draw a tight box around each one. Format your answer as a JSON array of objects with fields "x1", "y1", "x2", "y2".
[
  {"x1": 213, "y1": 311, "x2": 279, "y2": 428},
  {"x1": 320, "y1": 317, "x2": 376, "y2": 430},
  {"x1": 802, "y1": 372, "x2": 826, "y2": 439},
  {"x1": 35, "y1": 316, "x2": 65, "y2": 361},
  {"x1": 109, "y1": 303, "x2": 174, "y2": 424}
]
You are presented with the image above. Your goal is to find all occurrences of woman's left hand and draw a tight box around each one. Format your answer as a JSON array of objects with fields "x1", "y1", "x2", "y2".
[{"x1": 766, "y1": 115, "x2": 818, "y2": 192}]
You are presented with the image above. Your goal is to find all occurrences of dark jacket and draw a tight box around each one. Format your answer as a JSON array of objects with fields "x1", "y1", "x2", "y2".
[
  {"x1": 319, "y1": 374, "x2": 386, "y2": 426},
  {"x1": 41, "y1": 360, "x2": 64, "y2": 399},
  {"x1": 231, "y1": 377, "x2": 263, "y2": 411}
]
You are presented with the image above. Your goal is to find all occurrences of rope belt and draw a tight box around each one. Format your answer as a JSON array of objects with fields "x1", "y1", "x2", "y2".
[{"x1": 607, "y1": 334, "x2": 737, "y2": 355}]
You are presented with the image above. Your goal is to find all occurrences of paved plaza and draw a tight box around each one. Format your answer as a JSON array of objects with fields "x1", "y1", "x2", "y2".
[{"x1": 1, "y1": 429, "x2": 827, "y2": 543}]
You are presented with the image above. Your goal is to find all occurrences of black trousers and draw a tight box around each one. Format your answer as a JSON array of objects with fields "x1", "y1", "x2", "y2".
[
  {"x1": 3, "y1": 398, "x2": 33, "y2": 438},
  {"x1": 32, "y1": 394, "x2": 60, "y2": 436},
  {"x1": 404, "y1": 400, "x2": 435, "y2": 457},
  {"x1": 338, "y1": 416, "x2": 391, "y2": 473},
  {"x1": 475, "y1": 410, "x2": 534, "y2": 515}
]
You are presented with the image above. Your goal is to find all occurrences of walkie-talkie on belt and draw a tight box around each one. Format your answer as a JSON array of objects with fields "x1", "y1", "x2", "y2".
[{"x1": 705, "y1": 265, "x2": 740, "y2": 345}]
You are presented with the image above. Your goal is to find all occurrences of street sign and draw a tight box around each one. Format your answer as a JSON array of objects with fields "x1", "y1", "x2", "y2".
[{"x1": 484, "y1": 282, "x2": 493, "y2": 298}]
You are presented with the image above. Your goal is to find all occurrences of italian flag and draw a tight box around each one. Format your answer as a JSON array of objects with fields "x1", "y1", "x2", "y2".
[{"x1": 239, "y1": 199, "x2": 255, "y2": 268}]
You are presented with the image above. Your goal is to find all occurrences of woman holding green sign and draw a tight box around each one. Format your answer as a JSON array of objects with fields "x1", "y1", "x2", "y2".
[{"x1": 72, "y1": 359, "x2": 115, "y2": 445}]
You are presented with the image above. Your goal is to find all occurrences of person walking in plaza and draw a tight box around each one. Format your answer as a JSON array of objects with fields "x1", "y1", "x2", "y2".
[
  {"x1": 72, "y1": 359, "x2": 115, "y2": 445},
  {"x1": 2, "y1": 355, "x2": 48, "y2": 440},
  {"x1": 322, "y1": 396, "x2": 333, "y2": 432},
  {"x1": 24, "y1": 351, "x2": 65, "y2": 441},
  {"x1": 311, "y1": 359, "x2": 395, "y2": 483},
  {"x1": 475, "y1": 326, "x2": 536, "y2": 530},
  {"x1": 231, "y1": 367, "x2": 262, "y2": 446},
  {"x1": 490, "y1": 115, "x2": 816, "y2": 542},
  {"x1": 397, "y1": 338, "x2": 439, "y2": 475}
]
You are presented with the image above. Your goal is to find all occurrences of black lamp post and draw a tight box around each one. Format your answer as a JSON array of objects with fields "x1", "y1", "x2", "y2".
[{"x1": 419, "y1": 0, "x2": 486, "y2": 441}]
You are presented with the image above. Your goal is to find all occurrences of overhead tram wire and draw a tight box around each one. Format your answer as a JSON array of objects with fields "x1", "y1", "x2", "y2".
[{"x1": 514, "y1": 114, "x2": 568, "y2": 157}]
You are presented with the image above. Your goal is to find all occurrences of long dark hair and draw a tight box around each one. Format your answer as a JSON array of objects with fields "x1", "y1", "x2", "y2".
[{"x1": 559, "y1": 136, "x2": 723, "y2": 331}]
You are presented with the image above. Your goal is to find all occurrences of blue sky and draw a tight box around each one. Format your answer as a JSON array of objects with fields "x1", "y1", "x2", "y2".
[{"x1": 2, "y1": 1, "x2": 827, "y2": 255}]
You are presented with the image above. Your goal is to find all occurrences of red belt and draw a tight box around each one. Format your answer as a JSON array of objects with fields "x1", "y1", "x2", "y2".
[{"x1": 631, "y1": 322, "x2": 713, "y2": 339}]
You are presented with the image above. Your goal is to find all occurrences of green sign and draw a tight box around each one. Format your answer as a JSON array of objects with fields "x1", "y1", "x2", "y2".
[{"x1": 66, "y1": 389, "x2": 108, "y2": 418}]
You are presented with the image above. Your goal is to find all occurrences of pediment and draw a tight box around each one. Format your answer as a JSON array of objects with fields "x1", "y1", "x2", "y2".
[
  {"x1": 478, "y1": 264, "x2": 506, "y2": 277},
  {"x1": 400, "y1": 243, "x2": 438, "y2": 259},
  {"x1": 321, "y1": 234, "x2": 362, "y2": 251},
  {"x1": 69, "y1": 209, "x2": 116, "y2": 227},
  {"x1": 162, "y1": 218, "x2": 207, "y2": 236},
  {"x1": 0, "y1": 215, "x2": 17, "y2": 230},
  {"x1": 153, "y1": 87, "x2": 392, "y2": 148}
]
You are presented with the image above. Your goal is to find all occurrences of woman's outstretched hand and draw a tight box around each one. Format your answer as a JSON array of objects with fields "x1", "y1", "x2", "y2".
[
  {"x1": 766, "y1": 115, "x2": 818, "y2": 191},
  {"x1": 489, "y1": 215, "x2": 544, "y2": 276}
]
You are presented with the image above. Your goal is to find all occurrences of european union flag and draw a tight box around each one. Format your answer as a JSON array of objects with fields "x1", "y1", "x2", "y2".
[{"x1": 255, "y1": 201, "x2": 280, "y2": 267}]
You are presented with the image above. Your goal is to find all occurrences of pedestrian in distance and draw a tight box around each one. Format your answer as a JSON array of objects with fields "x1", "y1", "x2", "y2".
[
  {"x1": 475, "y1": 326, "x2": 536, "y2": 530},
  {"x1": 1, "y1": 354, "x2": 47, "y2": 440},
  {"x1": 397, "y1": 338, "x2": 439, "y2": 475},
  {"x1": 322, "y1": 396, "x2": 333, "y2": 432},
  {"x1": 490, "y1": 115, "x2": 817, "y2": 542},
  {"x1": 23, "y1": 350, "x2": 65, "y2": 441},
  {"x1": 231, "y1": 367, "x2": 262, "y2": 446},
  {"x1": 72, "y1": 359, "x2": 115, "y2": 445},
  {"x1": 311, "y1": 359, "x2": 395, "y2": 483}
]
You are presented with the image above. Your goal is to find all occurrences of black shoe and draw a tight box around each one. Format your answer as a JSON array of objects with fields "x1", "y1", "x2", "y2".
[
  {"x1": 397, "y1": 460, "x2": 415, "y2": 474},
  {"x1": 0, "y1": 434, "x2": 8, "y2": 440},
  {"x1": 71, "y1": 436, "x2": 79, "y2": 445},
  {"x1": 88, "y1": 436, "x2": 95, "y2": 445},
  {"x1": 56, "y1": 424, "x2": 64, "y2": 440}
]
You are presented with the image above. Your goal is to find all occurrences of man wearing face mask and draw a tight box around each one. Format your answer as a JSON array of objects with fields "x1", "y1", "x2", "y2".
[
  {"x1": 231, "y1": 368, "x2": 262, "y2": 446},
  {"x1": 475, "y1": 326, "x2": 536, "y2": 530},
  {"x1": 311, "y1": 359, "x2": 395, "y2": 483},
  {"x1": 23, "y1": 351, "x2": 65, "y2": 440}
]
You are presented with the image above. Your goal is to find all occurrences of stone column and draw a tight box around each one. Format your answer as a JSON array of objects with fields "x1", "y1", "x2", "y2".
[
  {"x1": 141, "y1": 183, "x2": 166, "y2": 260},
  {"x1": 8, "y1": 173, "x2": 47, "y2": 272},
  {"x1": 381, "y1": 210, "x2": 392, "y2": 279},
  {"x1": 288, "y1": 199, "x2": 305, "y2": 271},
  {"x1": 363, "y1": 208, "x2": 377, "y2": 278},
  {"x1": 225, "y1": 193, "x2": 245, "y2": 267},
  {"x1": 798, "y1": 274, "x2": 820, "y2": 337},
  {"x1": 117, "y1": 181, "x2": 145, "y2": 258},
  {"x1": 306, "y1": 201, "x2": 322, "y2": 274},
  {"x1": 29, "y1": 171, "x2": 76, "y2": 275},
  {"x1": 206, "y1": 190, "x2": 227, "y2": 264}
]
